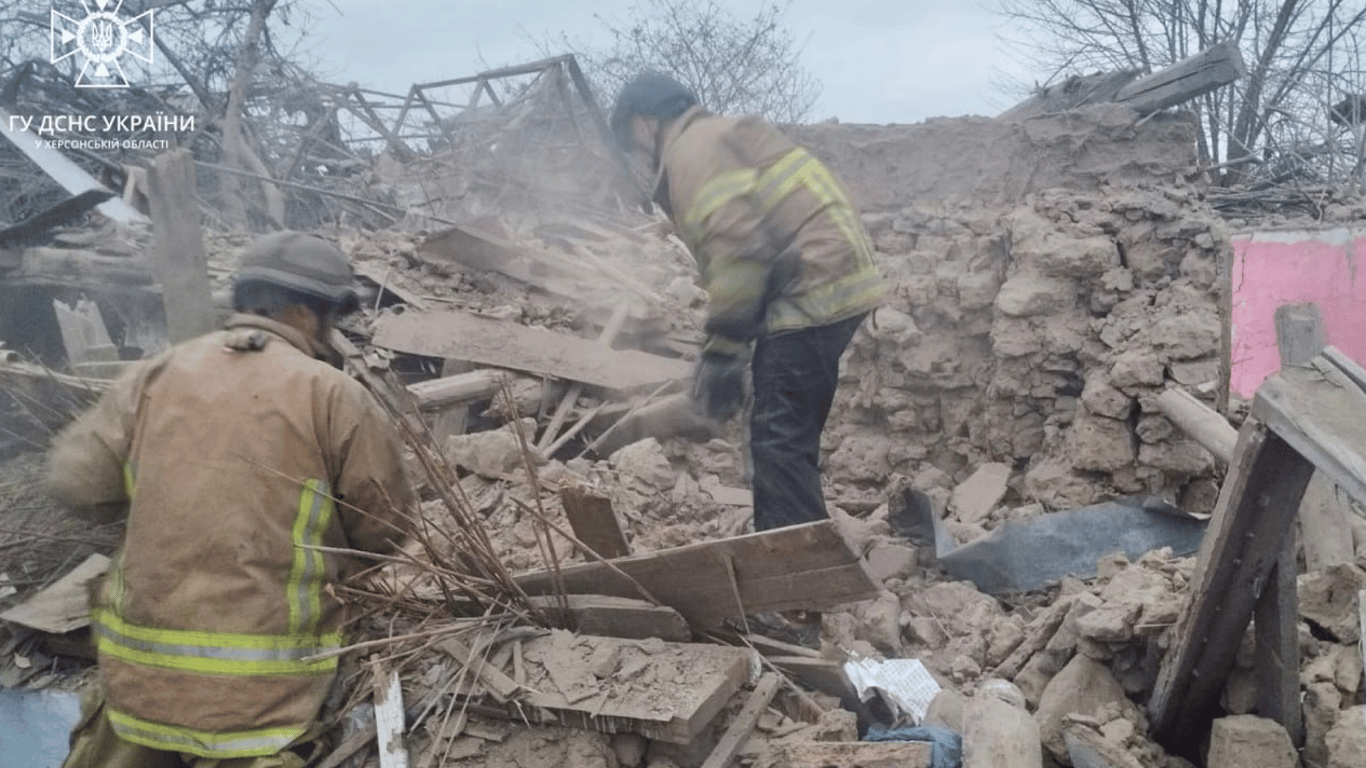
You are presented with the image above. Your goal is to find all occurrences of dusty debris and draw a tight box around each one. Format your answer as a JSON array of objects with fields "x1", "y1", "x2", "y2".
[{"x1": 1205, "y1": 715, "x2": 1298, "y2": 768}]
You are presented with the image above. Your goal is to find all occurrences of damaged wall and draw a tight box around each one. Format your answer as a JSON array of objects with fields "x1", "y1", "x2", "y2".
[{"x1": 789, "y1": 104, "x2": 1229, "y2": 519}]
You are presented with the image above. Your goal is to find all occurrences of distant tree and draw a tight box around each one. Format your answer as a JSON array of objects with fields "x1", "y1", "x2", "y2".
[
  {"x1": 997, "y1": 0, "x2": 1366, "y2": 187},
  {"x1": 567, "y1": 0, "x2": 821, "y2": 124}
]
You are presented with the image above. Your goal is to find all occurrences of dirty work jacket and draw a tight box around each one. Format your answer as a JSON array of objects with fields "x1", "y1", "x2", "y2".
[
  {"x1": 654, "y1": 106, "x2": 886, "y2": 357},
  {"x1": 46, "y1": 314, "x2": 415, "y2": 760}
]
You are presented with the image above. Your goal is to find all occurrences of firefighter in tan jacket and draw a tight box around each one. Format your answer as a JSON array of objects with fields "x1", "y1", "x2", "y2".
[
  {"x1": 610, "y1": 72, "x2": 886, "y2": 535},
  {"x1": 49, "y1": 232, "x2": 416, "y2": 768}
]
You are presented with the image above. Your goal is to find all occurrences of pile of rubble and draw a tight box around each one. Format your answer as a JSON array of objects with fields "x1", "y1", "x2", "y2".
[{"x1": 3, "y1": 55, "x2": 1366, "y2": 768}]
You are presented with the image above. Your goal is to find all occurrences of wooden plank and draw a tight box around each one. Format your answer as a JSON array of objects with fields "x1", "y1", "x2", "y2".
[
  {"x1": 0, "y1": 553, "x2": 109, "y2": 634},
  {"x1": 769, "y1": 742, "x2": 933, "y2": 768},
  {"x1": 1254, "y1": 536, "x2": 1302, "y2": 745},
  {"x1": 496, "y1": 633, "x2": 753, "y2": 744},
  {"x1": 560, "y1": 483, "x2": 630, "y2": 559},
  {"x1": 766, "y1": 657, "x2": 851, "y2": 699},
  {"x1": 372, "y1": 661, "x2": 409, "y2": 768},
  {"x1": 516, "y1": 521, "x2": 878, "y2": 629},
  {"x1": 1323, "y1": 346, "x2": 1366, "y2": 393},
  {"x1": 1252, "y1": 359, "x2": 1366, "y2": 507},
  {"x1": 146, "y1": 150, "x2": 215, "y2": 344},
  {"x1": 1275, "y1": 307, "x2": 1355, "y2": 573},
  {"x1": 1155, "y1": 388, "x2": 1236, "y2": 464},
  {"x1": 372, "y1": 310, "x2": 691, "y2": 392},
  {"x1": 435, "y1": 636, "x2": 522, "y2": 703},
  {"x1": 527, "y1": 594, "x2": 690, "y2": 641},
  {"x1": 700, "y1": 673, "x2": 781, "y2": 768},
  {"x1": 1115, "y1": 40, "x2": 1246, "y2": 114},
  {"x1": 2, "y1": 247, "x2": 155, "y2": 291},
  {"x1": 0, "y1": 107, "x2": 146, "y2": 224},
  {"x1": 1149, "y1": 422, "x2": 1316, "y2": 755}
]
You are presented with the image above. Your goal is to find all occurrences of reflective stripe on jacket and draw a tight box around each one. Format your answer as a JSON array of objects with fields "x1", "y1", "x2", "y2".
[
  {"x1": 656, "y1": 106, "x2": 885, "y2": 348},
  {"x1": 47, "y1": 314, "x2": 415, "y2": 759}
]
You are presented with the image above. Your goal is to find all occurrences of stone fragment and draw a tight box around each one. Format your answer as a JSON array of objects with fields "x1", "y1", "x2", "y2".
[
  {"x1": 1067, "y1": 410, "x2": 1137, "y2": 473},
  {"x1": 924, "y1": 688, "x2": 966, "y2": 732},
  {"x1": 1025, "y1": 459, "x2": 1102, "y2": 510},
  {"x1": 1081, "y1": 372, "x2": 1133, "y2": 420},
  {"x1": 1035, "y1": 654, "x2": 1137, "y2": 762},
  {"x1": 958, "y1": 269, "x2": 1001, "y2": 310},
  {"x1": 1298, "y1": 565, "x2": 1366, "y2": 643},
  {"x1": 612, "y1": 733, "x2": 648, "y2": 767},
  {"x1": 1138, "y1": 438, "x2": 1216, "y2": 476},
  {"x1": 864, "y1": 540, "x2": 919, "y2": 583},
  {"x1": 445, "y1": 418, "x2": 540, "y2": 478},
  {"x1": 1326, "y1": 706, "x2": 1366, "y2": 768},
  {"x1": 949, "y1": 462, "x2": 1011, "y2": 524},
  {"x1": 1014, "y1": 227, "x2": 1119, "y2": 278},
  {"x1": 610, "y1": 438, "x2": 676, "y2": 491},
  {"x1": 1206, "y1": 715, "x2": 1298, "y2": 768},
  {"x1": 1152, "y1": 308, "x2": 1221, "y2": 361},
  {"x1": 1076, "y1": 603, "x2": 1139, "y2": 644},
  {"x1": 1305, "y1": 682, "x2": 1343, "y2": 768},
  {"x1": 1110, "y1": 349, "x2": 1165, "y2": 389},
  {"x1": 996, "y1": 272, "x2": 1075, "y2": 318}
]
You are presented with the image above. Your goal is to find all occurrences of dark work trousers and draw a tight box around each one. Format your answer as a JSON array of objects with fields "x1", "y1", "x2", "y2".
[{"x1": 749, "y1": 312, "x2": 867, "y2": 531}]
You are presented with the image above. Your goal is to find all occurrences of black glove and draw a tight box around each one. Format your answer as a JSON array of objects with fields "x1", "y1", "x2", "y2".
[{"x1": 691, "y1": 353, "x2": 747, "y2": 421}]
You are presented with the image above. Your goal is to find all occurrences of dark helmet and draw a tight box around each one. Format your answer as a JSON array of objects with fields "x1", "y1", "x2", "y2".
[
  {"x1": 234, "y1": 232, "x2": 359, "y2": 314},
  {"x1": 609, "y1": 71, "x2": 699, "y2": 148}
]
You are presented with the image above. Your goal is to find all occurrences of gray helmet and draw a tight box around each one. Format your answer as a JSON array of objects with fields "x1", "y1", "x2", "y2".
[
  {"x1": 609, "y1": 71, "x2": 698, "y2": 148},
  {"x1": 235, "y1": 232, "x2": 359, "y2": 314}
]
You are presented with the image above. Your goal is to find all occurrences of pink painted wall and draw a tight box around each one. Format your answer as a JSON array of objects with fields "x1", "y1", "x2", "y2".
[{"x1": 1230, "y1": 229, "x2": 1365, "y2": 398}]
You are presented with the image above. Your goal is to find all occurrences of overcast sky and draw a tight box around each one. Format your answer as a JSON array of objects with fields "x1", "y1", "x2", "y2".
[{"x1": 304, "y1": 1, "x2": 1019, "y2": 125}]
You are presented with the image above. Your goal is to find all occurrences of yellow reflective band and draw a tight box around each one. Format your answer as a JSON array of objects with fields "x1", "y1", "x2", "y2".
[
  {"x1": 122, "y1": 461, "x2": 136, "y2": 499},
  {"x1": 767, "y1": 267, "x2": 887, "y2": 334},
  {"x1": 288, "y1": 478, "x2": 334, "y2": 635},
  {"x1": 107, "y1": 706, "x2": 304, "y2": 760},
  {"x1": 93, "y1": 608, "x2": 340, "y2": 677},
  {"x1": 683, "y1": 168, "x2": 759, "y2": 245}
]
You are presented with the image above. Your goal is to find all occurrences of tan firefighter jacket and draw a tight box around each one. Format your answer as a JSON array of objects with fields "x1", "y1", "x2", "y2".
[
  {"x1": 654, "y1": 106, "x2": 886, "y2": 357},
  {"x1": 46, "y1": 314, "x2": 415, "y2": 760}
]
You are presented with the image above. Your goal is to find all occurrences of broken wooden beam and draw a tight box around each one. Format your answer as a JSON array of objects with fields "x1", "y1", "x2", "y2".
[
  {"x1": 1275, "y1": 306, "x2": 1354, "y2": 572},
  {"x1": 700, "y1": 673, "x2": 780, "y2": 768},
  {"x1": 516, "y1": 521, "x2": 879, "y2": 628},
  {"x1": 1148, "y1": 421, "x2": 1315, "y2": 755},
  {"x1": 407, "y1": 369, "x2": 506, "y2": 410},
  {"x1": 1114, "y1": 40, "x2": 1246, "y2": 114},
  {"x1": 372, "y1": 310, "x2": 691, "y2": 392},
  {"x1": 147, "y1": 149, "x2": 215, "y2": 344},
  {"x1": 1251, "y1": 356, "x2": 1366, "y2": 507},
  {"x1": 1254, "y1": 534, "x2": 1302, "y2": 746},
  {"x1": 1155, "y1": 387, "x2": 1236, "y2": 464}
]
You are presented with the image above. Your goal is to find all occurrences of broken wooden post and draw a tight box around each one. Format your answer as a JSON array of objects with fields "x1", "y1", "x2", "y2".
[
  {"x1": 700, "y1": 673, "x2": 780, "y2": 768},
  {"x1": 559, "y1": 482, "x2": 630, "y2": 559},
  {"x1": 538, "y1": 302, "x2": 631, "y2": 454},
  {"x1": 1148, "y1": 422, "x2": 1315, "y2": 756},
  {"x1": 146, "y1": 149, "x2": 215, "y2": 344},
  {"x1": 1152, "y1": 350, "x2": 1366, "y2": 757},
  {"x1": 1276, "y1": 303, "x2": 1355, "y2": 572},
  {"x1": 1113, "y1": 40, "x2": 1246, "y2": 114}
]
